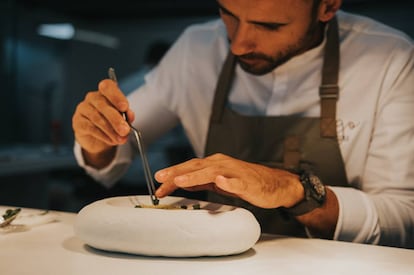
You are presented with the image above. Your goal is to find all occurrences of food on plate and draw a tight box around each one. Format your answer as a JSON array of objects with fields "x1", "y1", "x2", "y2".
[{"x1": 133, "y1": 203, "x2": 201, "y2": 210}]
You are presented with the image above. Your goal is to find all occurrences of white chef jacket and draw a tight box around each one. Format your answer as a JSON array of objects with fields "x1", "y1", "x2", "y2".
[{"x1": 74, "y1": 11, "x2": 414, "y2": 248}]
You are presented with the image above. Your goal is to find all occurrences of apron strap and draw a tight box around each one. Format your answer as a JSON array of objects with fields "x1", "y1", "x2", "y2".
[
  {"x1": 210, "y1": 52, "x2": 237, "y2": 123},
  {"x1": 283, "y1": 135, "x2": 301, "y2": 170},
  {"x1": 319, "y1": 16, "x2": 340, "y2": 138},
  {"x1": 283, "y1": 17, "x2": 340, "y2": 168}
]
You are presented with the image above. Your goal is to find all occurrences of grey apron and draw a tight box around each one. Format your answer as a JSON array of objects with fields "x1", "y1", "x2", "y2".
[{"x1": 204, "y1": 17, "x2": 348, "y2": 236}]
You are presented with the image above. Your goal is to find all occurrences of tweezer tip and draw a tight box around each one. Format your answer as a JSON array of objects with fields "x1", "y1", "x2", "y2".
[{"x1": 108, "y1": 67, "x2": 117, "y2": 82}]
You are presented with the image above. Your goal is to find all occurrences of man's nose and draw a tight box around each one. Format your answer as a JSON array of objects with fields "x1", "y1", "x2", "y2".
[{"x1": 230, "y1": 23, "x2": 255, "y2": 56}]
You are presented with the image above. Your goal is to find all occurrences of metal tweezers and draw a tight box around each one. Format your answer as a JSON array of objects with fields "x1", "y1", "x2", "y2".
[{"x1": 108, "y1": 68, "x2": 159, "y2": 205}]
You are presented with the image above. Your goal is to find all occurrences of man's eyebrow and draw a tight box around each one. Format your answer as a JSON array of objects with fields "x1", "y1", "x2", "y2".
[{"x1": 217, "y1": 2, "x2": 236, "y2": 17}]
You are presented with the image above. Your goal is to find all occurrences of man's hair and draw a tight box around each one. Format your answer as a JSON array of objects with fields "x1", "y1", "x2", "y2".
[{"x1": 312, "y1": 0, "x2": 322, "y2": 14}]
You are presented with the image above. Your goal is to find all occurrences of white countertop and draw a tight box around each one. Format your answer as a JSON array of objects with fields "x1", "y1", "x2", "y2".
[{"x1": 0, "y1": 206, "x2": 413, "y2": 275}]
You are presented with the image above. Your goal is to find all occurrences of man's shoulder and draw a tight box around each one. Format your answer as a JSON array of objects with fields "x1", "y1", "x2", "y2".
[
  {"x1": 174, "y1": 18, "x2": 228, "y2": 58},
  {"x1": 182, "y1": 18, "x2": 226, "y2": 38},
  {"x1": 337, "y1": 10, "x2": 413, "y2": 47}
]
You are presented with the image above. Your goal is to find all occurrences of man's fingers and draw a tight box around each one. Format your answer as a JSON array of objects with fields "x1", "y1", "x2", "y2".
[
  {"x1": 76, "y1": 102, "x2": 125, "y2": 142},
  {"x1": 155, "y1": 183, "x2": 178, "y2": 198},
  {"x1": 89, "y1": 100, "x2": 130, "y2": 137},
  {"x1": 155, "y1": 153, "x2": 233, "y2": 182},
  {"x1": 74, "y1": 118, "x2": 127, "y2": 147},
  {"x1": 155, "y1": 154, "x2": 243, "y2": 189},
  {"x1": 98, "y1": 79, "x2": 129, "y2": 112},
  {"x1": 155, "y1": 158, "x2": 209, "y2": 182},
  {"x1": 173, "y1": 166, "x2": 228, "y2": 188},
  {"x1": 155, "y1": 158, "x2": 217, "y2": 197},
  {"x1": 75, "y1": 120, "x2": 115, "y2": 145},
  {"x1": 84, "y1": 92, "x2": 130, "y2": 137}
]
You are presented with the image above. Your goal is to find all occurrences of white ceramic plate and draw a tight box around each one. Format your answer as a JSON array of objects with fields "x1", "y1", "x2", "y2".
[{"x1": 74, "y1": 195, "x2": 261, "y2": 257}]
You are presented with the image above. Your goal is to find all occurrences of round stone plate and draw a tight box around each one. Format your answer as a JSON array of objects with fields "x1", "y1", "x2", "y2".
[{"x1": 74, "y1": 195, "x2": 261, "y2": 257}]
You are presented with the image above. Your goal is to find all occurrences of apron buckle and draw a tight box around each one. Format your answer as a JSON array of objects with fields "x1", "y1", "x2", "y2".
[{"x1": 319, "y1": 84, "x2": 339, "y2": 99}]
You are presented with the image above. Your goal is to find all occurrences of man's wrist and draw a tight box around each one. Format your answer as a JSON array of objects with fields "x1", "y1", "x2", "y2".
[
  {"x1": 82, "y1": 147, "x2": 117, "y2": 169},
  {"x1": 282, "y1": 170, "x2": 326, "y2": 216}
]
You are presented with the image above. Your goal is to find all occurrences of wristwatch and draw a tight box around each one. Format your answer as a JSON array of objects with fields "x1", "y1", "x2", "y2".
[{"x1": 284, "y1": 170, "x2": 326, "y2": 216}]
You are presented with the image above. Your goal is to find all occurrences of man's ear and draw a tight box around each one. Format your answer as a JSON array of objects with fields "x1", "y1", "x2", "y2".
[{"x1": 317, "y1": 0, "x2": 342, "y2": 22}]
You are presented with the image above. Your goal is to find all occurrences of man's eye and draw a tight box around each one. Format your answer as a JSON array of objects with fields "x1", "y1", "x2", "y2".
[{"x1": 258, "y1": 23, "x2": 282, "y2": 31}]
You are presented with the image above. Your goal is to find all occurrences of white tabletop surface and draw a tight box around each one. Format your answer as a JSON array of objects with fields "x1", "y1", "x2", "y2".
[{"x1": 1, "y1": 206, "x2": 413, "y2": 275}]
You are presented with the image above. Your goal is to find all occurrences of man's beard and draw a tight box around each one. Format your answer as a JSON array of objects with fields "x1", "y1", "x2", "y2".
[{"x1": 235, "y1": 21, "x2": 323, "y2": 76}]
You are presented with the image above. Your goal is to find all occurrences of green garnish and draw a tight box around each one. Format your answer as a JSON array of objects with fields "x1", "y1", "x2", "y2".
[{"x1": 2, "y1": 208, "x2": 21, "y2": 219}]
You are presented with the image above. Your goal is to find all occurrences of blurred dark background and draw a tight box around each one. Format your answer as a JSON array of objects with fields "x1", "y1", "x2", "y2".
[{"x1": 0, "y1": 0, "x2": 413, "y2": 212}]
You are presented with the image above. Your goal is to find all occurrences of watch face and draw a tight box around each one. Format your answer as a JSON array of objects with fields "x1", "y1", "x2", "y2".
[{"x1": 309, "y1": 175, "x2": 326, "y2": 202}]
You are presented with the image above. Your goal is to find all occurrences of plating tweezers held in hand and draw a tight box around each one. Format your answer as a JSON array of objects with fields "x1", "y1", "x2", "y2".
[{"x1": 108, "y1": 67, "x2": 159, "y2": 205}]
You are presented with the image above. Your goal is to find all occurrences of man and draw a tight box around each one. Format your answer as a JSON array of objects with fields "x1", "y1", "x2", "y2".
[{"x1": 72, "y1": 0, "x2": 414, "y2": 248}]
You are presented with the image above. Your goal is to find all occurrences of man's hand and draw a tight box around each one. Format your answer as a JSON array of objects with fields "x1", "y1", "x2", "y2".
[
  {"x1": 155, "y1": 153, "x2": 339, "y2": 238},
  {"x1": 155, "y1": 153, "x2": 305, "y2": 209},
  {"x1": 72, "y1": 79, "x2": 134, "y2": 169}
]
